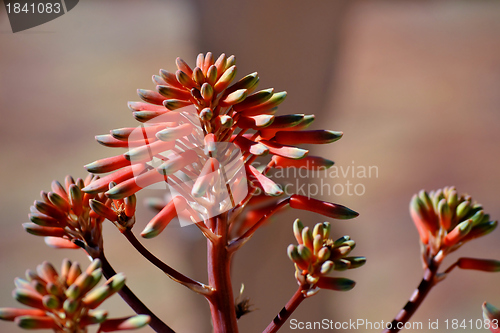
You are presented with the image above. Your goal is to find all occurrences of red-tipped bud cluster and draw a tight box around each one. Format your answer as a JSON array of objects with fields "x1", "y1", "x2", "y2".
[
  {"x1": 23, "y1": 175, "x2": 107, "y2": 256},
  {"x1": 287, "y1": 219, "x2": 365, "y2": 297},
  {"x1": 410, "y1": 187, "x2": 497, "y2": 258},
  {"x1": 23, "y1": 176, "x2": 138, "y2": 254},
  {"x1": 0, "y1": 259, "x2": 150, "y2": 332}
]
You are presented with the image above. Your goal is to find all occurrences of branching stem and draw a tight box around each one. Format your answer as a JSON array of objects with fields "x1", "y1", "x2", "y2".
[
  {"x1": 262, "y1": 285, "x2": 307, "y2": 333},
  {"x1": 207, "y1": 214, "x2": 239, "y2": 333},
  {"x1": 382, "y1": 256, "x2": 442, "y2": 333},
  {"x1": 122, "y1": 229, "x2": 212, "y2": 296},
  {"x1": 96, "y1": 252, "x2": 175, "y2": 333}
]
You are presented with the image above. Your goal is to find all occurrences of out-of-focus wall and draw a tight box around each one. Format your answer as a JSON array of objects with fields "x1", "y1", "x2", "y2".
[
  {"x1": 322, "y1": 1, "x2": 500, "y2": 331},
  {"x1": 1, "y1": 1, "x2": 500, "y2": 333}
]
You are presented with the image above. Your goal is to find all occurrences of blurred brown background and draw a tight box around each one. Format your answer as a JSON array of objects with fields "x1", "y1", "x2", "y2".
[{"x1": 1, "y1": 1, "x2": 500, "y2": 332}]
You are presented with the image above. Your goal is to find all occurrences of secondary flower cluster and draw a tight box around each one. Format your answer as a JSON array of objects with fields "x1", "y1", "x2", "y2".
[
  {"x1": 22, "y1": 175, "x2": 137, "y2": 256},
  {"x1": 410, "y1": 187, "x2": 497, "y2": 259},
  {"x1": 0, "y1": 259, "x2": 149, "y2": 332},
  {"x1": 287, "y1": 219, "x2": 365, "y2": 297}
]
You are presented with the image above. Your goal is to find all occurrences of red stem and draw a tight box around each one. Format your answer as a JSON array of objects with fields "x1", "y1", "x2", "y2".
[
  {"x1": 382, "y1": 259, "x2": 439, "y2": 333},
  {"x1": 263, "y1": 286, "x2": 306, "y2": 333},
  {"x1": 97, "y1": 252, "x2": 175, "y2": 333},
  {"x1": 122, "y1": 229, "x2": 204, "y2": 289},
  {"x1": 207, "y1": 214, "x2": 239, "y2": 333}
]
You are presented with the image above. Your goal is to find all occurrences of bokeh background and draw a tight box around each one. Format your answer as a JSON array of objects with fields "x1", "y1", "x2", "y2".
[{"x1": 1, "y1": 1, "x2": 500, "y2": 332}]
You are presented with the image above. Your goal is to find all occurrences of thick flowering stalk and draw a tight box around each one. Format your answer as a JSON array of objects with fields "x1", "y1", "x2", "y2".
[
  {"x1": 263, "y1": 220, "x2": 365, "y2": 333},
  {"x1": 384, "y1": 187, "x2": 499, "y2": 333},
  {"x1": 82, "y1": 52, "x2": 357, "y2": 333},
  {"x1": 0, "y1": 259, "x2": 150, "y2": 332}
]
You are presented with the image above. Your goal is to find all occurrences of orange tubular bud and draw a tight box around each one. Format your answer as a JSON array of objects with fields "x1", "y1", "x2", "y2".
[
  {"x1": 141, "y1": 196, "x2": 187, "y2": 238},
  {"x1": 272, "y1": 155, "x2": 334, "y2": 170},
  {"x1": 0, "y1": 308, "x2": 46, "y2": 321},
  {"x1": 132, "y1": 110, "x2": 170, "y2": 123},
  {"x1": 51, "y1": 181, "x2": 68, "y2": 200},
  {"x1": 157, "y1": 150, "x2": 200, "y2": 176},
  {"x1": 159, "y1": 69, "x2": 185, "y2": 89},
  {"x1": 204, "y1": 133, "x2": 216, "y2": 155},
  {"x1": 176, "y1": 57, "x2": 193, "y2": 76},
  {"x1": 409, "y1": 194, "x2": 439, "y2": 242},
  {"x1": 192, "y1": 67, "x2": 205, "y2": 86},
  {"x1": 219, "y1": 89, "x2": 248, "y2": 107},
  {"x1": 176, "y1": 70, "x2": 197, "y2": 89},
  {"x1": 259, "y1": 115, "x2": 315, "y2": 139},
  {"x1": 203, "y1": 52, "x2": 214, "y2": 73},
  {"x1": 236, "y1": 115, "x2": 274, "y2": 129},
  {"x1": 247, "y1": 165, "x2": 283, "y2": 197},
  {"x1": 163, "y1": 99, "x2": 192, "y2": 111},
  {"x1": 156, "y1": 85, "x2": 192, "y2": 101},
  {"x1": 15, "y1": 316, "x2": 58, "y2": 330},
  {"x1": 192, "y1": 158, "x2": 220, "y2": 198},
  {"x1": 137, "y1": 89, "x2": 166, "y2": 105},
  {"x1": 44, "y1": 237, "x2": 80, "y2": 249},
  {"x1": 273, "y1": 130, "x2": 343, "y2": 145},
  {"x1": 95, "y1": 135, "x2": 137, "y2": 148},
  {"x1": 233, "y1": 136, "x2": 268, "y2": 156},
  {"x1": 443, "y1": 219, "x2": 473, "y2": 247},
  {"x1": 156, "y1": 123, "x2": 193, "y2": 142},
  {"x1": 316, "y1": 277, "x2": 356, "y2": 291},
  {"x1": 29, "y1": 213, "x2": 60, "y2": 228},
  {"x1": 232, "y1": 88, "x2": 274, "y2": 111},
  {"x1": 125, "y1": 141, "x2": 175, "y2": 163},
  {"x1": 214, "y1": 54, "x2": 226, "y2": 80},
  {"x1": 214, "y1": 65, "x2": 237, "y2": 94},
  {"x1": 289, "y1": 195, "x2": 358, "y2": 219},
  {"x1": 152, "y1": 74, "x2": 167, "y2": 86},
  {"x1": 124, "y1": 195, "x2": 136, "y2": 218},
  {"x1": 89, "y1": 200, "x2": 117, "y2": 222},
  {"x1": 106, "y1": 169, "x2": 166, "y2": 200},
  {"x1": 99, "y1": 315, "x2": 151, "y2": 332},
  {"x1": 128, "y1": 101, "x2": 168, "y2": 112},
  {"x1": 259, "y1": 140, "x2": 308, "y2": 159},
  {"x1": 82, "y1": 164, "x2": 147, "y2": 194},
  {"x1": 84, "y1": 155, "x2": 131, "y2": 174},
  {"x1": 457, "y1": 257, "x2": 500, "y2": 272},
  {"x1": 23, "y1": 224, "x2": 66, "y2": 238},
  {"x1": 237, "y1": 91, "x2": 287, "y2": 116}
]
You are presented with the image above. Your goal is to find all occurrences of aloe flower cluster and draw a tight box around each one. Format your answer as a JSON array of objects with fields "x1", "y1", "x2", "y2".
[
  {"x1": 288, "y1": 219, "x2": 365, "y2": 296},
  {"x1": 382, "y1": 188, "x2": 499, "y2": 333},
  {"x1": 76, "y1": 53, "x2": 359, "y2": 333},
  {"x1": 410, "y1": 187, "x2": 497, "y2": 262},
  {"x1": 22, "y1": 175, "x2": 137, "y2": 257},
  {"x1": 0, "y1": 259, "x2": 149, "y2": 332},
  {"x1": 22, "y1": 175, "x2": 105, "y2": 257},
  {"x1": 84, "y1": 52, "x2": 348, "y2": 239}
]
